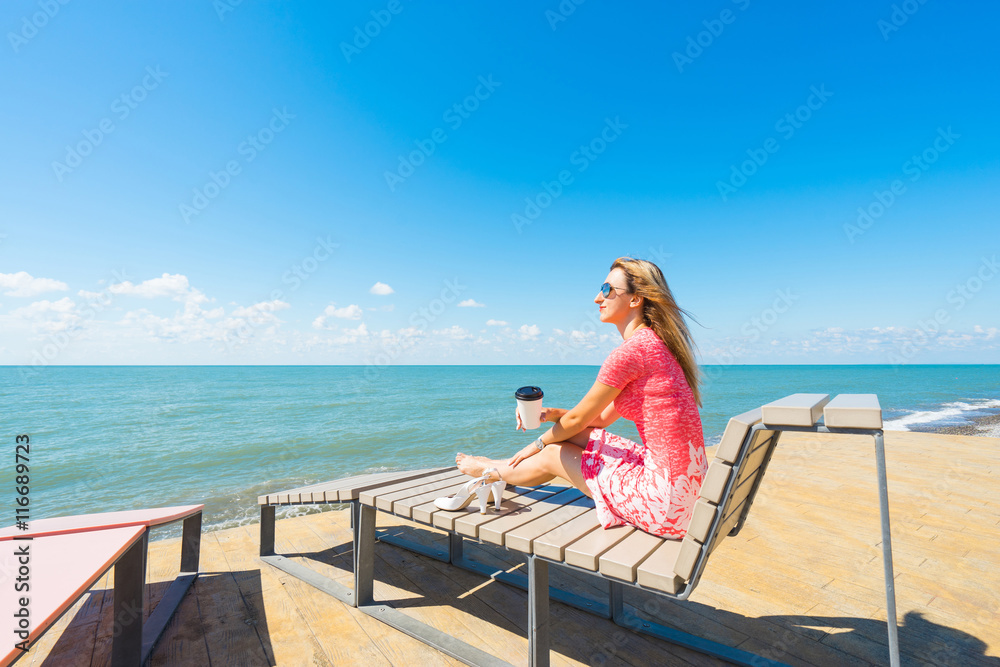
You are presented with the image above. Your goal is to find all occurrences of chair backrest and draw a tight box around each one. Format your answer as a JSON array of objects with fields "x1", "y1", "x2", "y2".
[{"x1": 671, "y1": 393, "x2": 837, "y2": 596}]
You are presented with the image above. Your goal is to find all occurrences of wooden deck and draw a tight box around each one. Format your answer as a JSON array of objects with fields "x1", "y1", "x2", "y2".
[{"x1": 18, "y1": 430, "x2": 1000, "y2": 666}]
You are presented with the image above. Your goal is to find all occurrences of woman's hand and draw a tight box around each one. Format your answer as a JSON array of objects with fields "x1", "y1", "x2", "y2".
[
  {"x1": 515, "y1": 407, "x2": 565, "y2": 430},
  {"x1": 508, "y1": 442, "x2": 541, "y2": 468}
]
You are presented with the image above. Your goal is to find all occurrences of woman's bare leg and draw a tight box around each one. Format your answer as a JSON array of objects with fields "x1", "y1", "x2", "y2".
[{"x1": 455, "y1": 428, "x2": 594, "y2": 497}]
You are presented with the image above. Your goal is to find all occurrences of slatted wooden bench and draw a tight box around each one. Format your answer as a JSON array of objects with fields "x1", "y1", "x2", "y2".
[
  {"x1": 0, "y1": 505, "x2": 203, "y2": 667},
  {"x1": 259, "y1": 393, "x2": 899, "y2": 667}
]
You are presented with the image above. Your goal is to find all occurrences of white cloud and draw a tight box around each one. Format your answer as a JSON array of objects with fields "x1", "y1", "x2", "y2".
[
  {"x1": 0, "y1": 271, "x2": 68, "y2": 297},
  {"x1": 458, "y1": 299, "x2": 484, "y2": 308},
  {"x1": 326, "y1": 304, "x2": 363, "y2": 320},
  {"x1": 433, "y1": 325, "x2": 473, "y2": 340},
  {"x1": 699, "y1": 324, "x2": 1000, "y2": 363},
  {"x1": 518, "y1": 324, "x2": 541, "y2": 340},
  {"x1": 109, "y1": 273, "x2": 208, "y2": 304},
  {"x1": 486, "y1": 319, "x2": 507, "y2": 326},
  {"x1": 11, "y1": 298, "x2": 76, "y2": 316},
  {"x1": 10, "y1": 297, "x2": 81, "y2": 333},
  {"x1": 545, "y1": 328, "x2": 603, "y2": 353},
  {"x1": 338, "y1": 322, "x2": 369, "y2": 339},
  {"x1": 231, "y1": 300, "x2": 289, "y2": 321},
  {"x1": 370, "y1": 282, "x2": 394, "y2": 295},
  {"x1": 120, "y1": 299, "x2": 288, "y2": 345},
  {"x1": 312, "y1": 303, "x2": 364, "y2": 329}
]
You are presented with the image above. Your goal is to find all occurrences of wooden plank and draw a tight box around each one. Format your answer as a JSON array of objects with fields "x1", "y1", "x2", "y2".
[
  {"x1": 823, "y1": 393, "x2": 882, "y2": 429},
  {"x1": 375, "y1": 473, "x2": 472, "y2": 518},
  {"x1": 439, "y1": 484, "x2": 569, "y2": 537},
  {"x1": 260, "y1": 472, "x2": 380, "y2": 504},
  {"x1": 715, "y1": 407, "x2": 762, "y2": 463},
  {"x1": 598, "y1": 529, "x2": 668, "y2": 582},
  {"x1": 410, "y1": 482, "x2": 535, "y2": 526},
  {"x1": 478, "y1": 487, "x2": 585, "y2": 546},
  {"x1": 564, "y1": 524, "x2": 635, "y2": 571},
  {"x1": 761, "y1": 393, "x2": 831, "y2": 426},
  {"x1": 504, "y1": 497, "x2": 596, "y2": 554},
  {"x1": 686, "y1": 499, "x2": 718, "y2": 544},
  {"x1": 635, "y1": 539, "x2": 685, "y2": 594},
  {"x1": 699, "y1": 460, "x2": 732, "y2": 504},
  {"x1": 359, "y1": 469, "x2": 467, "y2": 510},
  {"x1": 532, "y1": 511, "x2": 601, "y2": 562},
  {"x1": 339, "y1": 468, "x2": 453, "y2": 501}
]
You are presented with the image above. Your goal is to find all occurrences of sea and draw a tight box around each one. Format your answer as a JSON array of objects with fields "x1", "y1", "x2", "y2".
[{"x1": 2, "y1": 365, "x2": 998, "y2": 539}]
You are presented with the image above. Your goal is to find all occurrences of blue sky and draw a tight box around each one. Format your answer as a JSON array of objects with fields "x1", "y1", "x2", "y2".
[{"x1": 1, "y1": 0, "x2": 998, "y2": 367}]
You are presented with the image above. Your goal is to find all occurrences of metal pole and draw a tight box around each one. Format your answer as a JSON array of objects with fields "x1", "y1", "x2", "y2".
[
  {"x1": 609, "y1": 580, "x2": 624, "y2": 622},
  {"x1": 180, "y1": 512, "x2": 202, "y2": 574},
  {"x1": 448, "y1": 532, "x2": 464, "y2": 563},
  {"x1": 259, "y1": 505, "x2": 275, "y2": 557},
  {"x1": 528, "y1": 556, "x2": 550, "y2": 667},
  {"x1": 112, "y1": 533, "x2": 146, "y2": 666},
  {"x1": 355, "y1": 504, "x2": 377, "y2": 607},
  {"x1": 874, "y1": 431, "x2": 900, "y2": 667}
]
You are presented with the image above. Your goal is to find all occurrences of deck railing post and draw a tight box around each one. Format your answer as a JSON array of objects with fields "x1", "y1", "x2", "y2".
[{"x1": 874, "y1": 430, "x2": 900, "y2": 667}]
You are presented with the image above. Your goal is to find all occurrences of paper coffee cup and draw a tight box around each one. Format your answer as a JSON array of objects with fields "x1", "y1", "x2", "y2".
[{"x1": 515, "y1": 386, "x2": 544, "y2": 430}]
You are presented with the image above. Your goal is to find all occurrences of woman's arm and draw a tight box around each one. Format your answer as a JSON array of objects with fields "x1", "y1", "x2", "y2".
[
  {"x1": 588, "y1": 402, "x2": 621, "y2": 428},
  {"x1": 541, "y1": 403, "x2": 619, "y2": 428},
  {"x1": 509, "y1": 380, "x2": 621, "y2": 467},
  {"x1": 547, "y1": 380, "x2": 620, "y2": 442}
]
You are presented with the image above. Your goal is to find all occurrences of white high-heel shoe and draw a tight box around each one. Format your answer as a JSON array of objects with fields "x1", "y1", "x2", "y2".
[
  {"x1": 483, "y1": 468, "x2": 505, "y2": 512},
  {"x1": 435, "y1": 469, "x2": 505, "y2": 514}
]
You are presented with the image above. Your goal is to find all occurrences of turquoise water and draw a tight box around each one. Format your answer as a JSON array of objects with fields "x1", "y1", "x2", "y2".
[{"x1": 1, "y1": 365, "x2": 997, "y2": 536}]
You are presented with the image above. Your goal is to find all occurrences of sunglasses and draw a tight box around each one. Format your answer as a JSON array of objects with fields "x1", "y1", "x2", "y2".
[{"x1": 600, "y1": 282, "x2": 629, "y2": 298}]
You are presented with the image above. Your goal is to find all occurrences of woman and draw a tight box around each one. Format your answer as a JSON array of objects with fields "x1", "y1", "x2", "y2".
[{"x1": 451, "y1": 257, "x2": 707, "y2": 538}]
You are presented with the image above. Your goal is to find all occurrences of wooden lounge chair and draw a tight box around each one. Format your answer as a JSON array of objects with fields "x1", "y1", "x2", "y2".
[
  {"x1": 0, "y1": 505, "x2": 204, "y2": 666},
  {"x1": 259, "y1": 393, "x2": 898, "y2": 667}
]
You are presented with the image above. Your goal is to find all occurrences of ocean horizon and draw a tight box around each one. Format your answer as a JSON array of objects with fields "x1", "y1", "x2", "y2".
[{"x1": 4, "y1": 364, "x2": 998, "y2": 538}]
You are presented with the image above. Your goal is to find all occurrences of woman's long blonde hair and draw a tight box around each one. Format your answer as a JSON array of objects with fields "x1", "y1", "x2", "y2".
[{"x1": 611, "y1": 257, "x2": 702, "y2": 407}]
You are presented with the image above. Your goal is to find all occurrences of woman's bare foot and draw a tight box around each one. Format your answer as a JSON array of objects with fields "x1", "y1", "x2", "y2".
[{"x1": 455, "y1": 452, "x2": 495, "y2": 478}]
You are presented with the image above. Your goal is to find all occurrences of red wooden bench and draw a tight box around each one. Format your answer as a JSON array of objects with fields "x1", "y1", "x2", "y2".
[{"x1": 0, "y1": 505, "x2": 203, "y2": 666}]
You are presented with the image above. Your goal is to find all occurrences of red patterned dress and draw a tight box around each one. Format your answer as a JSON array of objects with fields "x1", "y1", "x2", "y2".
[{"x1": 580, "y1": 327, "x2": 707, "y2": 538}]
